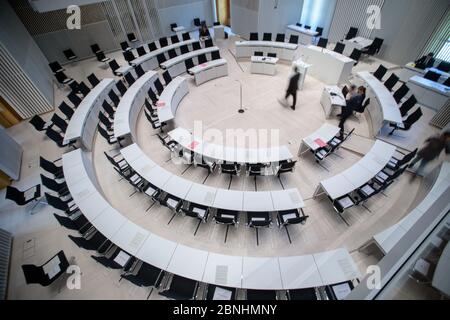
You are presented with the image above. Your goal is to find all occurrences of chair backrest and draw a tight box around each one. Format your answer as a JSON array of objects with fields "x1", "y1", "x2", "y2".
[
  {"x1": 29, "y1": 115, "x2": 47, "y2": 131},
  {"x1": 304, "y1": 25, "x2": 311, "y2": 30},
  {"x1": 108, "y1": 90, "x2": 120, "y2": 106},
  {"x1": 154, "y1": 78, "x2": 164, "y2": 95},
  {"x1": 127, "y1": 33, "x2": 137, "y2": 42},
  {"x1": 135, "y1": 65, "x2": 145, "y2": 78},
  {"x1": 109, "y1": 59, "x2": 120, "y2": 73},
  {"x1": 40, "y1": 174, "x2": 62, "y2": 194},
  {"x1": 78, "y1": 81, "x2": 91, "y2": 96},
  {"x1": 51, "y1": 114, "x2": 68, "y2": 132},
  {"x1": 159, "y1": 37, "x2": 168, "y2": 48},
  {"x1": 296, "y1": 23, "x2": 302, "y2": 27},
  {"x1": 45, "y1": 192, "x2": 68, "y2": 211},
  {"x1": 124, "y1": 72, "x2": 136, "y2": 86},
  {"x1": 67, "y1": 91, "x2": 82, "y2": 107},
  {"x1": 349, "y1": 49, "x2": 362, "y2": 63},
  {"x1": 192, "y1": 41, "x2": 201, "y2": 51},
  {"x1": 116, "y1": 79, "x2": 127, "y2": 96},
  {"x1": 334, "y1": 42, "x2": 345, "y2": 54},
  {"x1": 5, "y1": 186, "x2": 25, "y2": 205},
  {"x1": 63, "y1": 49, "x2": 76, "y2": 60},
  {"x1": 182, "y1": 32, "x2": 191, "y2": 41},
  {"x1": 87, "y1": 73, "x2": 100, "y2": 87},
  {"x1": 90, "y1": 43, "x2": 101, "y2": 54},
  {"x1": 444, "y1": 77, "x2": 450, "y2": 87},
  {"x1": 170, "y1": 34, "x2": 179, "y2": 44},
  {"x1": 384, "y1": 73, "x2": 399, "y2": 91},
  {"x1": 185, "y1": 58, "x2": 195, "y2": 70},
  {"x1": 102, "y1": 101, "x2": 115, "y2": 117},
  {"x1": 275, "y1": 33, "x2": 285, "y2": 42},
  {"x1": 45, "y1": 127, "x2": 64, "y2": 146},
  {"x1": 368, "y1": 37, "x2": 384, "y2": 55},
  {"x1": 289, "y1": 35, "x2": 299, "y2": 44},
  {"x1": 317, "y1": 37, "x2": 328, "y2": 48},
  {"x1": 194, "y1": 18, "x2": 201, "y2": 26},
  {"x1": 98, "y1": 112, "x2": 111, "y2": 127},
  {"x1": 437, "y1": 61, "x2": 450, "y2": 73},
  {"x1": 40, "y1": 156, "x2": 62, "y2": 176},
  {"x1": 404, "y1": 108, "x2": 423, "y2": 130},
  {"x1": 341, "y1": 85, "x2": 349, "y2": 98},
  {"x1": 249, "y1": 32, "x2": 258, "y2": 41},
  {"x1": 205, "y1": 39, "x2": 213, "y2": 48},
  {"x1": 316, "y1": 27, "x2": 324, "y2": 37},
  {"x1": 346, "y1": 27, "x2": 358, "y2": 40},
  {"x1": 393, "y1": 84, "x2": 410, "y2": 103},
  {"x1": 170, "y1": 23, "x2": 177, "y2": 30},
  {"x1": 97, "y1": 124, "x2": 111, "y2": 141},
  {"x1": 58, "y1": 101, "x2": 74, "y2": 120},
  {"x1": 148, "y1": 87, "x2": 158, "y2": 103},
  {"x1": 95, "y1": 51, "x2": 107, "y2": 62},
  {"x1": 373, "y1": 64, "x2": 388, "y2": 81},
  {"x1": 55, "y1": 71, "x2": 69, "y2": 84},
  {"x1": 147, "y1": 42, "x2": 157, "y2": 52},
  {"x1": 136, "y1": 46, "x2": 146, "y2": 57},
  {"x1": 120, "y1": 41, "x2": 129, "y2": 51},
  {"x1": 279, "y1": 160, "x2": 297, "y2": 172},
  {"x1": 104, "y1": 152, "x2": 121, "y2": 170},
  {"x1": 424, "y1": 70, "x2": 440, "y2": 82},
  {"x1": 68, "y1": 80, "x2": 79, "y2": 93},
  {"x1": 163, "y1": 71, "x2": 172, "y2": 85},
  {"x1": 268, "y1": 53, "x2": 277, "y2": 58},
  {"x1": 400, "y1": 95, "x2": 417, "y2": 117},
  {"x1": 156, "y1": 53, "x2": 167, "y2": 65},
  {"x1": 168, "y1": 49, "x2": 177, "y2": 59},
  {"x1": 198, "y1": 54, "x2": 207, "y2": 64},
  {"x1": 254, "y1": 51, "x2": 263, "y2": 56},
  {"x1": 48, "y1": 61, "x2": 63, "y2": 73},
  {"x1": 263, "y1": 33, "x2": 272, "y2": 41},
  {"x1": 399, "y1": 148, "x2": 418, "y2": 166},
  {"x1": 123, "y1": 50, "x2": 135, "y2": 63},
  {"x1": 214, "y1": 21, "x2": 220, "y2": 26},
  {"x1": 212, "y1": 50, "x2": 220, "y2": 60}
]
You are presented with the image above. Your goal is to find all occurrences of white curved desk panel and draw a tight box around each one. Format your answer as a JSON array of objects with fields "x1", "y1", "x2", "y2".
[
  {"x1": 157, "y1": 76, "x2": 189, "y2": 123},
  {"x1": 235, "y1": 41, "x2": 298, "y2": 61},
  {"x1": 357, "y1": 71, "x2": 403, "y2": 137},
  {"x1": 285, "y1": 25, "x2": 319, "y2": 45},
  {"x1": 63, "y1": 149, "x2": 359, "y2": 289},
  {"x1": 64, "y1": 79, "x2": 115, "y2": 150},
  {"x1": 188, "y1": 58, "x2": 228, "y2": 86},
  {"x1": 114, "y1": 71, "x2": 159, "y2": 140},
  {"x1": 161, "y1": 47, "x2": 220, "y2": 77},
  {"x1": 131, "y1": 39, "x2": 197, "y2": 71}
]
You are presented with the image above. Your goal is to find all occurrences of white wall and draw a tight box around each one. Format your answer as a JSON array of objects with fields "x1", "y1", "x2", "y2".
[
  {"x1": 29, "y1": 0, "x2": 105, "y2": 12},
  {"x1": 230, "y1": 0, "x2": 260, "y2": 39},
  {"x1": 0, "y1": 1, "x2": 54, "y2": 106},
  {"x1": 300, "y1": 0, "x2": 336, "y2": 38},
  {"x1": 258, "y1": 0, "x2": 303, "y2": 37}
]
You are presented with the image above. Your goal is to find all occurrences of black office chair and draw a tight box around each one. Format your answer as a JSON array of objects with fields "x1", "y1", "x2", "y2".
[
  {"x1": 123, "y1": 50, "x2": 136, "y2": 65},
  {"x1": 345, "y1": 27, "x2": 358, "y2": 40},
  {"x1": 289, "y1": 35, "x2": 299, "y2": 44},
  {"x1": 115, "y1": 79, "x2": 128, "y2": 96},
  {"x1": 325, "y1": 281, "x2": 354, "y2": 300},
  {"x1": 159, "y1": 37, "x2": 168, "y2": 48},
  {"x1": 91, "y1": 247, "x2": 129, "y2": 270},
  {"x1": 247, "y1": 289, "x2": 277, "y2": 300},
  {"x1": 157, "y1": 133, "x2": 180, "y2": 154},
  {"x1": 316, "y1": 27, "x2": 324, "y2": 37},
  {"x1": 147, "y1": 41, "x2": 158, "y2": 52},
  {"x1": 181, "y1": 203, "x2": 210, "y2": 236},
  {"x1": 127, "y1": 33, "x2": 138, "y2": 43},
  {"x1": 209, "y1": 50, "x2": 219, "y2": 61},
  {"x1": 159, "y1": 275, "x2": 199, "y2": 300},
  {"x1": 96, "y1": 52, "x2": 111, "y2": 65},
  {"x1": 386, "y1": 148, "x2": 418, "y2": 171},
  {"x1": 220, "y1": 163, "x2": 241, "y2": 189},
  {"x1": 317, "y1": 37, "x2": 328, "y2": 48},
  {"x1": 45, "y1": 192, "x2": 79, "y2": 216},
  {"x1": 45, "y1": 127, "x2": 65, "y2": 148},
  {"x1": 135, "y1": 64, "x2": 145, "y2": 78},
  {"x1": 287, "y1": 288, "x2": 318, "y2": 300},
  {"x1": 373, "y1": 64, "x2": 388, "y2": 81},
  {"x1": 399, "y1": 95, "x2": 417, "y2": 117},
  {"x1": 204, "y1": 285, "x2": 236, "y2": 300},
  {"x1": 275, "y1": 161, "x2": 296, "y2": 188},
  {"x1": 331, "y1": 194, "x2": 356, "y2": 226},
  {"x1": 124, "y1": 72, "x2": 135, "y2": 86},
  {"x1": 198, "y1": 53, "x2": 207, "y2": 65},
  {"x1": 214, "y1": 210, "x2": 239, "y2": 243},
  {"x1": 54, "y1": 71, "x2": 74, "y2": 86},
  {"x1": 154, "y1": 78, "x2": 165, "y2": 96},
  {"x1": 296, "y1": 23, "x2": 302, "y2": 27},
  {"x1": 40, "y1": 174, "x2": 69, "y2": 198},
  {"x1": 437, "y1": 61, "x2": 450, "y2": 73},
  {"x1": 334, "y1": 42, "x2": 345, "y2": 54},
  {"x1": 349, "y1": 49, "x2": 362, "y2": 65},
  {"x1": 268, "y1": 53, "x2": 277, "y2": 58},
  {"x1": 162, "y1": 71, "x2": 172, "y2": 86},
  {"x1": 277, "y1": 209, "x2": 309, "y2": 243},
  {"x1": 50, "y1": 113, "x2": 68, "y2": 133},
  {"x1": 63, "y1": 49, "x2": 77, "y2": 61},
  {"x1": 5, "y1": 185, "x2": 42, "y2": 207},
  {"x1": 444, "y1": 77, "x2": 450, "y2": 87},
  {"x1": 48, "y1": 61, "x2": 64, "y2": 74},
  {"x1": 69, "y1": 231, "x2": 111, "y2": 253},
  {"x1": 120, "y1": 41, "x2": 130, "y2": 52},
  {"x1": 57, "y1": 102, "x2": 74, "y2": 121},
  {"x1": 136, "y1": 46, "x2": 146, "y2": 57},
  {"x1": 254, "y1": 51, "x2": 263, "y2": 56},
  {"x1": 304, "y1": 25, "x2": 311, "y2": 30},
  {"x1": 263, "y1": 33, "x2": 272, "y2": 41},
  {"x1": 389, "y1": 108, "x2": 423, "y2": 135},
  {"x1": 87, "y1": 73, "x2": 100, "y2": 88},
  {"x1": 54, "y1": 213, "x2": 91, "y2": 234},
  {"x1": 156, "y1": 53, "x2": 167, "y2": 66},
  {"x1": 90, "y1": 43, "x2": 102, "y2": 55},
  {"x1": 78, "y1": 81, "x2": 91, "y2": 97},
  {"x1": 170, "y1": 23, "x2": 178, "y2": 32},
  {"x1": 108, "y1": 89, "x2": 121, "y2": 107},
  {"x1": 384, "y1": 73, "x2": 399, "y2": 91},
  {"x1": 40, "y1": 156, "x2": 64, "y2": 180},
  {"x1": 167, "y1": 49, "x2": 177, "y2": 59},
  {"x1": 170, "y1": 34, "x2": 179, "y2": 44},
  {"x1": 192, "y1": 41, "x2": 201, "y2": 51},
  {"x1": 393, "y1": 84, "x2": 410, "y2": 103},
  {"x1": 29, "y1": 115, "x2": 50, "y2": 132},
  {"x1": 194, "y1": 18, "x2": 201, "y2": 27},
  {"x1": 121, "y1": 260, "x2": 165, "y2": 290},
  {"x1": 98, "y1": 124, "x2": 122, "y2": 145},
  {"x1": 102, "y1": 101, "x2": 116, "y2": 119},
  {"x1": 362, "y1": 38, "x2": 384, "y2": 56},
  {"x1": 205, "y1": 39, "x2": 213, "y2": 48},
  {"x1": 109, "y1": 59, "x2": 123, "y2": 76},
  {"x1": 182, "y1": 32, "x2": 191, "y2": 41},
  {"x1": 22, "y1": 251, "x2": 69, "y2": 287},
  {"x1": 249, "y1": 32, "x2": 258, "y2": 41},
  {"x1": 68, "y1": 80, "x2": 80, "y2": 94},
  {"x1": 247, "y1": 211, "x2": 272, "y2": 246},
  {"x1": 99, "y1": 112, "x2": 113, "y2": 131},
  {"x1": 275, "y1": 33, "x2": 285, "y2": 42},
  {"x1": 424, "y1": 70, "x2": 440, "y2": 82}
]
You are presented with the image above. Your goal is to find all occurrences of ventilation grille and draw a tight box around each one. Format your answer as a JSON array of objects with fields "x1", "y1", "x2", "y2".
[
  {"x1": 0, "y1": 228, "x2": 12, "y2": 300},
  {"x1": 0, "y1": 44, "x2": 53, "y2": 119},
  {"x1": 430, "y1": 100, "x2": 450, "y2": 129},
  {"x1": 328, "y1": 0, "x2": 385, "y2": 42}
]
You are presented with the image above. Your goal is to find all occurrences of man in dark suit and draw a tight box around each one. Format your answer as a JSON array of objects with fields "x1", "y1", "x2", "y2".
[
  {"x1": 285, "y1": 67, "x2": 301, "y2": 110},
  {"x1": 415, "y1": 52, "x2": 435, "y2": 70},
  {"x1": 338, "y1": 86, "x2": 366, "y2": 138}
]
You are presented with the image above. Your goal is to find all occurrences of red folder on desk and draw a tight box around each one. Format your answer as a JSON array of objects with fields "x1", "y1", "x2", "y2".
[
  {"x1": 200, "y1": 63, "x2": 208, "y2": 67},
  {"x1": 189, "y1": 141, "x2": 199, "y2": 149},
  {"x1": 314, "y1": 138, "x2": 327, "y2": 148},
  {"x1": 157, "y1": 101, "x2": 165, "y2": 107}
]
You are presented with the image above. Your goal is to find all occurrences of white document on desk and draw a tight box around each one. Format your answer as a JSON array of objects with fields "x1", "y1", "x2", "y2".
[
  {"x1": 332, "y1": 283, "x2": 352, "y2": 300},
  {"x1": 114, "y1": 250, "x2": 131, "y2": 267},
  {"x1": 213, "y1": 287, "x2": 233, "y2": 300}
]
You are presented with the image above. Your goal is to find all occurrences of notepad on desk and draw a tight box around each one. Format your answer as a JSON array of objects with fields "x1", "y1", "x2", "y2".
[
  {"x1": 157, "y1": 101, "x2": 165, "y2": 107},
  {"x1": 314, "y1": 138, "x2": 328, "y2": 148},
  {"x1": 189, "y1": 141, "x2": 199, "y2": 149}
]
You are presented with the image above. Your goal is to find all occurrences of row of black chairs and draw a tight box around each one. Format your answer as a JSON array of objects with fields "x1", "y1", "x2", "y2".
[
  {"x1": 120, "y1": 31, "x2": 192, "y2": 54},
  {"x1": 295, "y1": 23, "x2": 324, "y2": 37},
  {"x1": 249, "y1": 32, "x2": 300, "y2": 45}
]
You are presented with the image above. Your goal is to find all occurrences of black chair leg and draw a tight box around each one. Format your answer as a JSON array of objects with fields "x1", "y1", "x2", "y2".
[
  {"x1": 146, "y1": 201, "x2": 156, "y2": 212},
  {"x1": 338, "y1": 212, "x2": 350, "y2": 226},
  {"x1": 254, "y1": 176, "x2": 257, "y2": 191},
  {"x1": 389, "y1": 127, "x2": 397, "y2": 135},
  {"x1": 228, "y1": 175, "x2": 233, "y2": 189},
  {"x1": 167, "y1": 211, "x2": 177, "y2": 225},
  {"x1": 255, "y1": 228, "x2": 259, "y2": 246},
  {"x1": 224, "y1": 225, "x2": 230, "y2": 243},
  {"x1": 278, "y1": 175, "x2": 285, "y2": 189},
  {"x1": 202, "y1": 171, "x2": 211, "y2": 184},
  {"x1": 285, "y1": 225, "x2": 292, "y2": 244},
  {"x1": 194, "y1": 219, "x2": 202, "y2": 236}
]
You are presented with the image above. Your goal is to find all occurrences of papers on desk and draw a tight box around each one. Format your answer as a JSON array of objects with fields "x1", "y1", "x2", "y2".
[
  {"x1": 192, "y1": 206, "x2": 206, "y2": 217},
  {"x1": 221, "y1": 214, "x2": 235, "y2": 219},
  {"x1": 157, "y1": 101, "x2": 166, "y2": 107},
  {"x1": 337, "y1": 197, "x2": 353, "y2": 209},
  {"x1": 331, "y1": 282, "x2": 352, "y2": 300},
  {"x1": 314, "y1": 138, "x2": 328, "y2": 148},
  {"x1": 213, "y1": 286, "x2": 233, "y2": 300},
  {"x1": 114, "y1": 250, "x2": 131, "y2": 267},
  {"x1": 43, "y1": 255, "x2": 61, "y2": 280},
  {"x1": 283, "y1": 213, "x2": 297, "y2": 220},
  {"x1": 252, "y1": 217, "x2": 266, "y2": 222}
]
